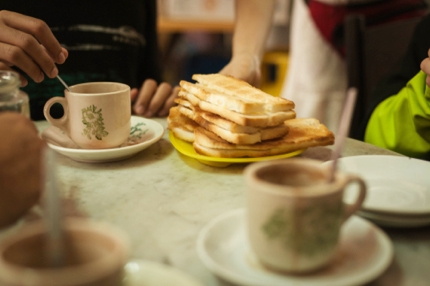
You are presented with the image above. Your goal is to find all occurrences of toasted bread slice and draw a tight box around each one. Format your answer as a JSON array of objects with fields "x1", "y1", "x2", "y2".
[
  {"x1": 178, "y1": 90, "x2": 296, "y2": 127},
  {"x1": 199, "y1": 110, "x2": 260, "y2": 134},
  {"x1": 176, "y1": 104, "x2": 199, "y2": 127},
  {"x1": 177, "y1": 88, "x2": 200, "y2": 106},
  {"x1": 167, "y1": 106, "x2": 198, "y2": 142},
  {"x1": 191, "y1": 74, "x2": 295, "y2": 112},
  {"x1": 174, "y1": 97, "x2": 194, "y2": 109},
  {"x1": 194, "y1": 113, "x2": 289, "y2": 144},
  {"x1": 180, "y1": 80, "x2": 265, "y2": 114},
  {"x1": 198, "y1": 109, "x2": 290, "y2": 140},
  {"x1": 199, "y1": 100, "x2": 296, "y2": 127},
  {"x1": 175, "y1": 100, "x2": 290, "y2": 144},
  {"x1": 260, "y1": 125, "x2": 291, "y2": 141},
  {"x1": 176, "y1": 104, "x2": 284, "y2": 144},
  {"x1": 175, "y1": 97, "x2": 261, "y2": 134},
  {"x1": 193, "y1": 118, "x2": 335, "y2": 158}
]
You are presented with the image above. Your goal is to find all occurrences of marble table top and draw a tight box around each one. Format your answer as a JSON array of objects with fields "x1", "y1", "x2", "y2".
[{"x1": 2, "y1": 118, "x2": 430, "y2": 286}]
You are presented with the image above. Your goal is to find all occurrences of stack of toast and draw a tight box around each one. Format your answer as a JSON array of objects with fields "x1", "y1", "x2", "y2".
[{"x1": 168, "y1": 73, "x2": 335, "y2": 158}]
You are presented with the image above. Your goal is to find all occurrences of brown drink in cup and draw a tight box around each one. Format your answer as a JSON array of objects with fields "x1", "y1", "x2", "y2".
[{"x1": 0, "y1": 218, "x2": 129, "y2": 286}]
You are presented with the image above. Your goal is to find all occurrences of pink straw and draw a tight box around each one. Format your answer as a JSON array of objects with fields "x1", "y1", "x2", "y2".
[{"x1": 329, "y1": 87, "x2": 358, "y2": 182}]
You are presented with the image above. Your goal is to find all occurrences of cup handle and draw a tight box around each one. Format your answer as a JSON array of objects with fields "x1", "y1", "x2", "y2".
[
  {"x1": 43, "y1": 97, "x2": 69, "y2": 133},
  {"x1": 342, "y1": 175, "x2": 367, "y2": 222}
]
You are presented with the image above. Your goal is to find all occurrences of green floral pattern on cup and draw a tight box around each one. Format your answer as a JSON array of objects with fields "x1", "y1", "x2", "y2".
[
  {"x1": 262, "y1": 204, "x2": 342, "y2": 256},
  {"x1": 81, "y1": 105, "x2": 109, "y2": 140}
]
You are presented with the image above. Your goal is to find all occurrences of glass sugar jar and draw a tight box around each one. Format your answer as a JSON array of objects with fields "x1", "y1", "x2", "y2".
[{"x1": 0, "y1": 70, "x2": 30, "y2": 118}]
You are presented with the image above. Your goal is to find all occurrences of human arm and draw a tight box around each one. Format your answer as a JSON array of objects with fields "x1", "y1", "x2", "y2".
[
  {"x1": 0, "y1": 10, "x2": 68, "y2": 86},
  {"x1": 364, "y1": 70, "x2": 430, "y2": 159},
  {"x1": 0, "y1": 113, "x2": 45, "y2": 228},
  {"x1": 218, "y1": 0, "x2": 276, "y2": 87}
]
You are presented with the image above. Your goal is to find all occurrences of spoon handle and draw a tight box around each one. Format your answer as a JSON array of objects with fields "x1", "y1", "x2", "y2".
[{"x1": 56, "y1": 75, "x2": 70, "y2": 92}]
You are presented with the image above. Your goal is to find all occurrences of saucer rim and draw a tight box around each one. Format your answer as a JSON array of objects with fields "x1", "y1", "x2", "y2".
[
  {"x1": 44, "y1": 117, "x2": 164, "y2": 163},
  {"x1": 325, "y1": 155, "x2": 430, "y2": 216},
  {"x1": 197, "y1": 208, "x2": 393, "y2": 286},
  {"x1": 45, "y1": 116, "x2": 164, "y2": 153},
  {"x1": 123, "y1": 259, "x2": 204, "y2": 286},
  {"x1": 358, "y1": 210, "x2": 430, "y2": 228}
]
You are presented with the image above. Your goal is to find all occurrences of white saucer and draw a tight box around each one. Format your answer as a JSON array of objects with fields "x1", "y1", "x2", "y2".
[
  {"x1": 123, "y1": 259, "x2": 203, "y2": 286},
  {"x1": 41, "y1": 116, "x2": 164, "y2": 163},
  {"x1": 328, "y1": 155, "x2": 430, "y2": 216},
  {"x1": 358, "y1": 210, "x2": 430, "y2": 228},
  {"x1": 197, "y1": 209, "x2": 393, "y2": 286}
]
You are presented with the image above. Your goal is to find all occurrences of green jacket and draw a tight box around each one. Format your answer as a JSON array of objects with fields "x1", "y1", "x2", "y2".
[{"x1": 365, "y1": 71, "x2": 430, "y2": 160}]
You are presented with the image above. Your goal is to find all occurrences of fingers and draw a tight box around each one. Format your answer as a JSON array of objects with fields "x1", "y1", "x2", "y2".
[
  {"x1": 0, "y1": 26, "x2": 57, "y2": 79},
  {"x1": 157, "y1": 86, "x2": 179, "y2": 117},
  {"x1": 146, "y1": 82, "x2": 172, "y2": 117},
  {"x1": 130, "y1": 88, "x2": 139, "y2": 102},
  {"x1": 132, "y1": 80, "x2": 177, "y2": 117},
  {"x1": 0, "y1": 42, "x2": 45, "y2": 82},
  {"x1": 133, "y1": 79, "x2": 157, "y2": 115},
  {"x1": 0, "y1": 10, "x2": 68, "y2": 82},
  {"x1": 420, "y1": 57, "x2": 430, "y2": 87},
  {"x1": 421, "y1": 57, "x2": 430, "y2": 73},
  {"x1": 1, "y1": 11, "x2": 65, "y2": 63}
]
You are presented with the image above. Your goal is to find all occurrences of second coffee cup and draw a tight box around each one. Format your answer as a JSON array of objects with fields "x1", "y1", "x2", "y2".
[
  {"x1": 244, "y1": 158, "x2": 367, "y2": 274},
  {"x1": 44, "y1": 82, "x2": 131, "y2": 149}
]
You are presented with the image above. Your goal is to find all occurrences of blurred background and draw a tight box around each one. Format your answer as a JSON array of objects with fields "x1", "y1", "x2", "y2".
[{"x1": 156, "y1": 0, "x2": 290, "y2": 97}]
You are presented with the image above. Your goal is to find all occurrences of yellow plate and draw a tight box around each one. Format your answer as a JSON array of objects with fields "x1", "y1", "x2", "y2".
[{"x1": 169, "y1": 131, "x2": 305, "y2": 167}]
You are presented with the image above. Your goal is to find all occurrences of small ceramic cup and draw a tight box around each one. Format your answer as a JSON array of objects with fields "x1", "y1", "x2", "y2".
[
  {"x1": 0, "y1": 218, "x2": 129, "y2": 286},
  {"x1": 244, "y1": 158, "x2": 367, "y2": 273},
  {"x1": 44, "y1": 82, "x2": 131, "y2": 149}
]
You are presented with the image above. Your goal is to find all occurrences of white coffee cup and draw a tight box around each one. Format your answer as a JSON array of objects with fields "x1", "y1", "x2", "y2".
[
  {"x1": 0, "y1": 218, "x2": 129, "y2": 286},
  {"x1": 44, "y1": 82, "x2": 131, "y2": 149},
  {"x1": 244, "y1": 158, "x2": 366, "y2": 273}
]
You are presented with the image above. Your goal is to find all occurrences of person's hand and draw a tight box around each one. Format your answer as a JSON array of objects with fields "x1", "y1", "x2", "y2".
[
  {"x1": 0, "y1": 10, "x2": 68, "y2": 86},
  {"x1": 420, "y1": 49, "x2": 430, "y2": 87},
  {"x1": 219, "y1": 54, "x2": 262, "y2": 87},
  {"x1": 131, "y1": 79, "x2": 179, "y2": 117},
  {"x1": 0, "y1": 112, "x2": 45, "y2": 228}
]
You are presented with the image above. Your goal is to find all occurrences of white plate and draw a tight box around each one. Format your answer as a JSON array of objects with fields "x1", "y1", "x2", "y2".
[
  {"x1": 358, "y1": 210, "x2": 430, "y2": 228},
  {"x1": 41, "y1": 116, "x2": 164, "y2": 163},
  {"x1": 332, "y1": 155, "x2": 430, "y2": 216},
  {"x1": 197, "y1": 209, "x2": 393, "y2": 286},
  {"x1": 123, "y1": 259, "x2": 203, "y2": 286}
]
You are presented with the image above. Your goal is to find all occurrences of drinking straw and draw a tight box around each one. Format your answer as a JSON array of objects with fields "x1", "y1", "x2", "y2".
[
  {"x1": 43, "y1": 147, "x2": 65, "y2": 267},
  {"x1": 329, "y1": 87, "x2": 358, "y2": 182}
]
